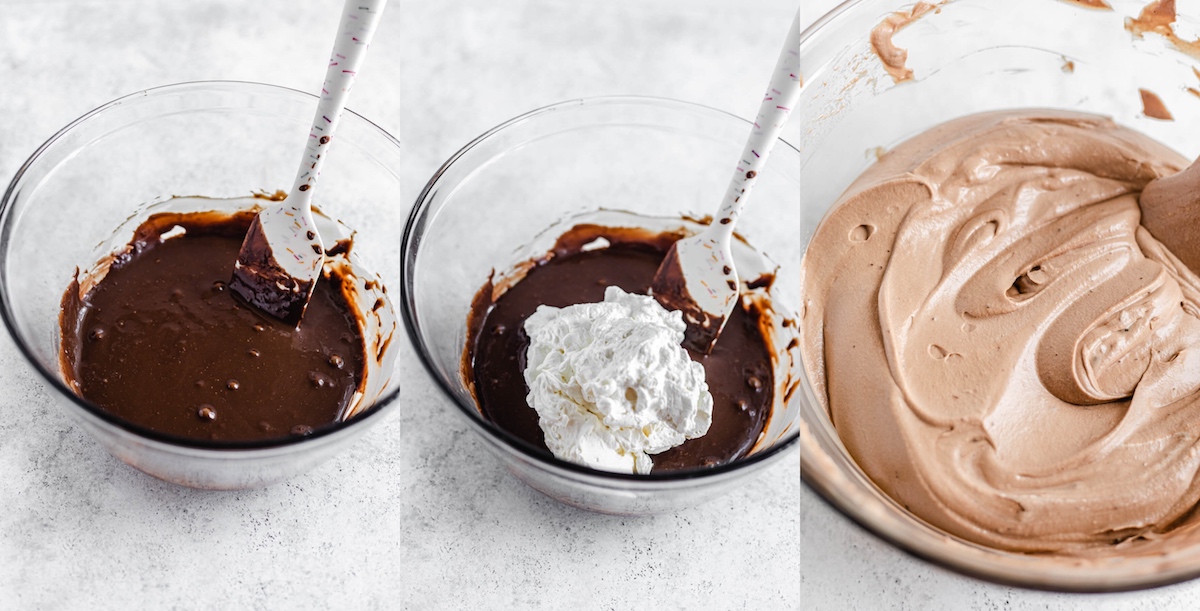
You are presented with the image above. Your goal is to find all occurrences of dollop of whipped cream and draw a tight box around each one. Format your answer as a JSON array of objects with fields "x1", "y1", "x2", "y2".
[{"x1": 523, "y1": 286, "x2": 713, "y2": 474}]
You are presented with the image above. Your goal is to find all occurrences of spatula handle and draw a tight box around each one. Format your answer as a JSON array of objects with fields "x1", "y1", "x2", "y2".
[
  {"x1": 292, "y1": 0, "x2": 388, "y2": 199},
  {"x1": 711, "y1": 9, "x2": 801, "y2": 241}
]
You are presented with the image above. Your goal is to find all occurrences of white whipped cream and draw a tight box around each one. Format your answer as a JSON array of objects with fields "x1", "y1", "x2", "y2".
[{"x1": 522, "y1": 286, "x2": 713, "y2": 474}]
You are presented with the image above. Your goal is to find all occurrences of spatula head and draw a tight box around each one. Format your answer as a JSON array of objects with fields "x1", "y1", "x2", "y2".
[
  {"x1": 651, "y1": 234, "x2": 739, "y2": 354},
  {"x1": 1140, "y1": 158, "x2": 1200, "y2": 275},
  {"x1": 229, "y1": 213, "x2": 323, "y2": 326}
]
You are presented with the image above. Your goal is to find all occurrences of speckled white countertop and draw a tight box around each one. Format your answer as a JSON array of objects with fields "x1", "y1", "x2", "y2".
[
  {"x1": 802, "y1": 0, "x2": 1200, "y2": 608},
  {"x1": 0, "y1": 1, "x2": 799, "y2": 609}
]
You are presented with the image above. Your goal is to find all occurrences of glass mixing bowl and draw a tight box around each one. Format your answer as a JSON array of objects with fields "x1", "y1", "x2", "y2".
[
  {"x1": 801, "y1": 0, "x2": 1200, "y2": 592},
  {"x1": 0, "y1": 81, "x2": 404, "y2": 489},
  {"x1": 402, "y1": 96, "x2": 801, "y2": 515}
]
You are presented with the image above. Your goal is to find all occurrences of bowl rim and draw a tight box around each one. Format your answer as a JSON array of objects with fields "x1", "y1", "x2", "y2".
[
  {"x1": 798, "y1": 0, "x2": 1200, "y2": 592},
  {"x1": 801, "y1": 0, "x2": 859, "y2": 42},
  {"x1": 0, "y1": 80, "x2": 403, "y2": 451},
  {"x1": 400, "y1": 94, "x2": 801, "y2": 484}
]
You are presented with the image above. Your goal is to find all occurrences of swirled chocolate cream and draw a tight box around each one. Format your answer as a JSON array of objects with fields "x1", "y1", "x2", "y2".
[{"x1": 801, "y1": 109, "x2": 1200, "y2": 555}]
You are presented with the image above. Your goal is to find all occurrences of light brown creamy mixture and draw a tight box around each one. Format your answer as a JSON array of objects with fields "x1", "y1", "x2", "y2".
[{"x1": 801, "y1": 109, "x2": 1200, "y2": 555}]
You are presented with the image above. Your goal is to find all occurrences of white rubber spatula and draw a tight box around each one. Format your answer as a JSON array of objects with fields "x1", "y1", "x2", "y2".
[
  {"x1": 1141, "y1": 158, "x2": 1200, "y2": 274},
  {"x1": 230, "y1": 0, "x2": 387, "y2": 326},
  {"x1": 651, "y1": 10, "x2": 801, "y2": 353}
]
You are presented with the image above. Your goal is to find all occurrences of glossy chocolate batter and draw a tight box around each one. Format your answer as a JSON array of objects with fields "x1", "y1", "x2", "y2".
[
  {"x1": 467, "y1": 227, "x2": 773, "y2": 471},
  {"x1": 60, "y1": 211, "x2": 365, "y2": 443}
]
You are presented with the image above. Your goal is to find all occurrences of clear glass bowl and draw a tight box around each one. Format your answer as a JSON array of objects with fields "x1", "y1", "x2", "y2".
[
  {"x1": 402, "y1": 96, "x2": 801, "y2": 515},
  {"x1": 0, "y1": 81, "x2": 404, "y2": 489},
  {"x1": 801, "y1": 0, "x2": 1200, "y2": 592}
]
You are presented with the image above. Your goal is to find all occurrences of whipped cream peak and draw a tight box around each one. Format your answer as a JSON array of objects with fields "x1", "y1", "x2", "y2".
[{"x1": 523, "y1": 286, "x2": 713, "y2": 474}]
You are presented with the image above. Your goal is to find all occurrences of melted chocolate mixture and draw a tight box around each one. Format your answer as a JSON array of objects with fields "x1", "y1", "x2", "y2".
[
  {"x1": 60, "y1": 212, "x2": 365, "y2": 443},
  {"x1": 468, "y1": 230, "x2": 773, "y2": 471}
]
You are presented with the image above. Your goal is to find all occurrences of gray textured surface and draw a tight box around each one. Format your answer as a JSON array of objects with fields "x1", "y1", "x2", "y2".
[
  {"x1": 801, "y1": 0, "x2": 1200, "y2": 608},
  {"x1": 0, "y1": 1, "x2": 800, "y2": 609}
]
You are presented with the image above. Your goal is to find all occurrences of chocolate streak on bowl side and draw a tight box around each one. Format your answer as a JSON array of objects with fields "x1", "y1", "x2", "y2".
[
  {"x1": 870, "y1": 1, "x2": 941, "y2": 83},
  {"x1": 1063, "y1": 0, "x2": 1112, "y2": 9},
  {"x1": 1127, "y1": 0, "x2": 1200, "y2": 59},
  {"x1": 464, "y1": 224, "x2": 775, "y2": 471},
  {"x1": 59, "y1": 210, "x2": 367, "y2": 443},
  {"x1": 1139, "y1": 88, "x2": 1175, "y2": 120}
]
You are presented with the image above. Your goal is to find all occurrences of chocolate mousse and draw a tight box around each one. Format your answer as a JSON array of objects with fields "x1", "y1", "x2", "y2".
[
  {"x1": 59, "y1": 209, "x2": 366, "y2": 443},
  {"x1": 466, "y1": 224, "x2": 775, "y2": 471},
  {"x1": 802, "y1": 109, "x2": 1200, "y2": 555}
]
